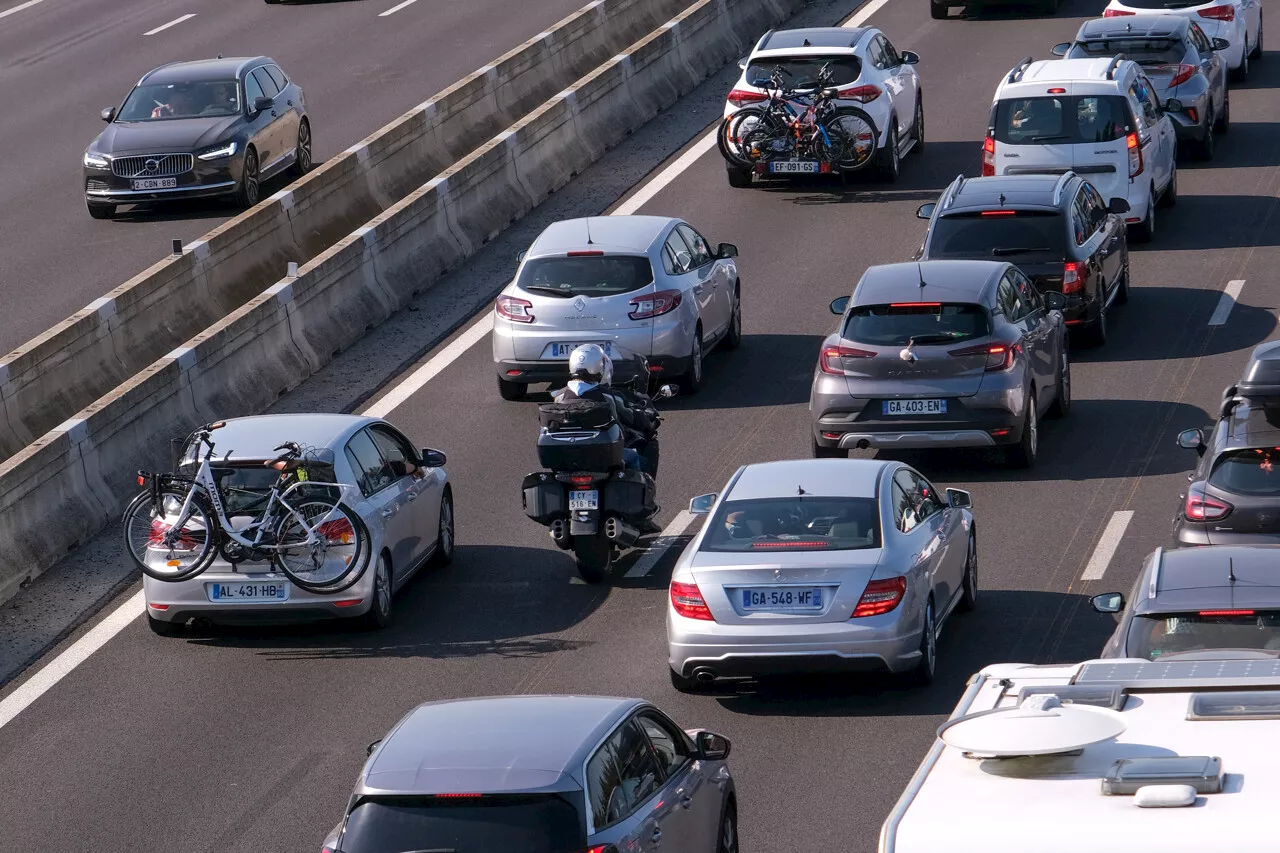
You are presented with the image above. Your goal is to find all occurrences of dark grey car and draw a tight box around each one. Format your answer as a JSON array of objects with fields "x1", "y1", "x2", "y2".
[
  {"x1": 1092, "y1": 545, "x2": 1280, "y2": 660},
  {"x1": 1053, "y1": 15, "x2": 1230, "y2": 161},
  {"x1": 322, "y1": 695, "x2": 738, "y2": 853},
  {"x1": 83, "y1": 57, "x2": 311, "y2": 219},
  {"x1": 810, "y1": 260, "x2": 1069, "y2": 468}
]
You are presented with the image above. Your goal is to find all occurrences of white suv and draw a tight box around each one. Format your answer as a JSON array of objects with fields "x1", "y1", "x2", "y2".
[
  {"x1": 1102, "y1": 0, "x2": 1262, "y2": 81},
  {"x1": 723, "y1": 26, "x2": 922, "y2": 186},
  {"x1": 984, "y1": 56, "x2": 1178, "y2": 242}
]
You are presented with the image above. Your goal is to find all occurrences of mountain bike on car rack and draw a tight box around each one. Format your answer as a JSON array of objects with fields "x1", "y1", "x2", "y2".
[{"x1": 123, "y1": 421, "x2": 373, "y2": 593}]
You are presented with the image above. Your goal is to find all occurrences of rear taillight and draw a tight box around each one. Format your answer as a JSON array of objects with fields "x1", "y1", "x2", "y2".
[
  {"x1": 1063, "y1": 261, "x2": 1085, "y2": 295},
  {"x1": 1185, "y1": 106, "x2": 1198, "y2": 123},
  {"x1": 981, "y1": 136, "x2": 996, "y2": 177},
  {"x1": 949, "y1": 341, "x2": 1018, "y2": 372},
  {"x1": 1102, "y1": 7, "x2": 1135, "y2": 14},
  {"x1": 837, "y1": 84, "x2": 882, "y2": 103},
  {"x1": 496, "y1": 295, "x2": 534, "y2": 323},
  {"x1": 670, "y1": 581, "x2": 714, "y2": 621},
  {"x1": 852, "y1": 576, "x2": 906, "y2": 618},
  {"x1": 586, "y1": 846, "x2": 621, "y2": 853},
  {"x1": 1158, "y1": 64, "x2": 1198, "y2": 87},
  {"x1": 629, "y1": 289, "x2": 682, "y2": 320},
  {"x1": 1126, "y1": 131, "x2": 1143, "y2": 178},
  {"x1": 318, "y1": 518, "x2": 355, "y2": 545},
  {"x1": 727, "y1": 89, "x2": 768, "y2": 107},
  {"x1": 1198, "y1": 4, "x2": 1235, "y2": 20},
  {"x1": 819, "y1": 344, "x2": 875, "y2": 375},
  {"x1": 1184, "y1": 488, "x2": 1232, "y2": 521},
  {"x1": 569, "y1": 474, "x2": 595, "y2": 486},
  {"x1": 148, "y1": 518, "x2": 200, "y2": 551}
]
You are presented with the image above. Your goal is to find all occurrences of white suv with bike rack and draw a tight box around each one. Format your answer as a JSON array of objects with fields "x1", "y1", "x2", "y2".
[{"x1": 984, "y1": 56, "x2": 1178, "y2": 242}]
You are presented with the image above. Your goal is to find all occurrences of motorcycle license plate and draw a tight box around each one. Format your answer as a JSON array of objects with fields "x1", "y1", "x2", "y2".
[
  {"x1": 769, "y1": 161, "x2": 819, "y2": 174},
  {"x1": 569, "y1": 489, "x2": 599, "y2": 510}
]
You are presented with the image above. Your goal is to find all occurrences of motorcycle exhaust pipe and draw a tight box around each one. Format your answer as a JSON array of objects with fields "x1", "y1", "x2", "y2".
[
  {"x1": 549, "y1": 519, "x2": 572, "y2": 550},
  {"x1": 604, "y1": 517, "x2": 640, "y2": 548}
]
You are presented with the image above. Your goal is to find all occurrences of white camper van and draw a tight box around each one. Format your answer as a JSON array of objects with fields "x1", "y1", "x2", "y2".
[{"x1": 881, "y1": 657, "x2": 1280, "y2": 853}]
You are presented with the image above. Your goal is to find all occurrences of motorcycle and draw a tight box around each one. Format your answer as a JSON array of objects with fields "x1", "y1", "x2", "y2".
[{"x1": 520, "y1": 362, "x2": 677, "y2": 583}]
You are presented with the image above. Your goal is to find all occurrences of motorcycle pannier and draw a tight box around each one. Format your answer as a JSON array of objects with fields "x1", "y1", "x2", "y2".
[
  {"x1": 537, "y1": 422, "x2": 625, "y2": 471},
  {"x1": 538, "y1": 399, "x2": 616, "y2": 431},
  {"x1": 522, "y1": 473, "x2": 566, "y2": 523}
]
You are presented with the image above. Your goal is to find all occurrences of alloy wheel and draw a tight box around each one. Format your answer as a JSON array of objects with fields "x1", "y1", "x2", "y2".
[
  {"x1": 1028, "y1": 400, "x2": 1039, "y2": 457},
  {"x1": 296, "y1": 121, "x2": 312, "y2": 174},
  {"x1": 374, "y1": 556, "x2": 391, "y2": 617}
]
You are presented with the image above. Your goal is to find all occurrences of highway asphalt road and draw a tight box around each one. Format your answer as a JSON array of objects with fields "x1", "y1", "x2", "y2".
[
  {"x1": 2, "y1": 0, "x2": 1279, "y2": 849},
  {"x1": 0, "y1": 0, "x2": 588, "y2": 356}
]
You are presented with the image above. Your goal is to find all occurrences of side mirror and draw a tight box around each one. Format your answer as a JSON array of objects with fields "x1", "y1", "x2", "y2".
[
  {"x1": 737, "y1": 56, "x2": 749, "y2": 70},
  {"x1": 100, "y1": 106, "x2": 116, "y2": 122},
  {"x1": 1164, "y1": 98, "x2": 1184, "y2": 113},
  {"x1": 1090, "y1": 592, "x2": 1125, "y2": 614},
  {"x1": 1108, "y1": 197, "x2": 1131, "y2": 215},
  {"x1": 420, "y1": 448, "x2": 447, "y2": 467},
  {"x1": 655, "y1": 384, "x2": 677, "y2": 399},
  {"x1": 1176, "y1": 428, "x2": 1205, "y2": 456},
  {"x1": 1050, "y1": 42, "x2": 1070, "y2": 57},
  {"x1": 916, "y1": 202, "x2": 936, "y2": 220},
  {"x1": 1213, "y1": 37, "x2": 1231, "y2": 51},
  {"x1": 716, "y1": 242, "x2": 739, "y2": 259},
  {"x1": 695, "y1": 730, "x2": 731, "y2": 761},
  {"x1": 689, "y1": 493, "x2": 717, "y2": 514},
  {"x1": 1043, "y1": 291, "x2": 1067, "y2": 311},
  {"x1": 900, "y1": 50, "x2": 920, "y2": 65},
  {"x1": 945, "y1": 488, "x2": 972, "y2": 509},
  {"x1": 830, "y1": 295, "x2": 850, "y2": 315},
  {"x1": 252, "y1": 95, "x2": 274, "y2": 113},
  {"x1": 366, "y1": 739, "x2": 382, "y2": 756}
]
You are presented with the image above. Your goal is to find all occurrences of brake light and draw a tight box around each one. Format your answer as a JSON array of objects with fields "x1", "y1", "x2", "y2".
[
  {"x1": 852, "y1": 576, "x2": 906, "y2": 617},
  {"x1": 569, "y1": 475, "x2": 595, "y2": 486},
  {"x1": 1047, "y1": 87, "x2": 1067, "y2": 94},
  {"x1": 820, "y1": 344, "x2": 875, "y2": 375},
  {"x1": 670, "y1": 581, "x2": 714, "y2": 621},
  {"x1": 1103, "y1": 7, "x2": 1135, "y2": 14},
  {"x1": 1126, "y1": 131, "x2": 1143, "y2": 178},
  {"x1": 496, "y1": 295, "x2": 534, "y2": 323},
  {"x1": 750, "y1": 540, "x2": 830, "y2": 548},
  {"x1": 567, "y1": 250, "x2": 604, "y2": 256},
  {"x1": 434, "y1": 793, "x2": 484, "y2": 798},
  {"x1": 1063, "y1": 261, "x2": 1084, "y2": 295},
  {"x1": 629, "y1": 289, "x2": 682, "y2": 320},
  {"x1": 837, "y1": 84, "x2": 882, "y2": 103},
  {"x1": 1184, "y1": 489, "x2": 1232, "y2": 521},
  {"x1": 981, "y1": 210, "x2": 1017, "y2": 216},
  {"x1": 318, "y1": 518, "x2": 355, "y2": 545},
  {"x1": 1185, "y1": 106, "x2": 1198, "y2": 123},
  {"x1": 1158, "y1": 64, "x2": 1198, "y2": 87},
  {"x1": 1199, "y1": 609, "x2": 1254, "y2": 616},
  {"x1": 148, "y1": 518, "x2": 200, "y2": 551},
  {"x1": 949, "y1": 341, "x2": 1018, "y2": 372},
  {"x1": 889, "y1": 302, "x2": 941, "y2": 307},
  {"x1": 981, "y1": 136, "x2": 995, "y2": 177},
  {"x1": 1198, "y1": 4, "x2": 1235, "y2": 20},
  {"x1": 727, "y1": 89, "x2": 768, "y2": 107}
]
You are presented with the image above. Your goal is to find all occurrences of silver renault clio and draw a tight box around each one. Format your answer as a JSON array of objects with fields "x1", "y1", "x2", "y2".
[{"x1": 491, "y1": 215, "x2": 742, "y2": 399}]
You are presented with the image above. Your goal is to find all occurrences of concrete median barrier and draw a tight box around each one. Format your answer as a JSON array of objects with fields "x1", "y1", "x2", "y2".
[
  {"x1": 0, "y1": 0, "x2": 692, "y2": 462},
  {"x1": 0, "y1": 0, "x2": 810, "y2": 600}
]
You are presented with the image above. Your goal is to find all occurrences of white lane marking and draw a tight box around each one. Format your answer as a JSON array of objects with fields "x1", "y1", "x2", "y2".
[
  {"x1": 1080, "y1": 511, "x2": 1134, "y2": 581},
  {"x1": 1207, "y1": 279, "x2": 1245, "y2": 326},
  {"x1": 845, "y1": 0, "x2": 892, "y2": 25},
  {"x1": 143, "y1": 13, "x2": 195, "y2": 35},
  {"x1": 379, "y1": 0, "x2": 421, "y2": 16},
  {"x1": 0, "y1": 592, "x2": 145, "y2": 729},
  {"x1": 625, "y1": 511, "x2": 696, "y2": 577},
  {"x1": 0, "y1": 0, "x2": 48, "y2": 20},
  {"x1": 361, "y1": 314, "x2": 495, "y2": 417}
]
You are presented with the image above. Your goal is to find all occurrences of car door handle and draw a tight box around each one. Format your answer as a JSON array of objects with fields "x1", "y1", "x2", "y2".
[
  {"x1": 651, "y1": 828, "x2": 662, "y2": 843},
  {"x1": 380, "y1": 507, "x2": 395, "y2": 518},
  {"x1": 680, "y1": 795, "x2": 693, "y2": 809},
  {"x1": 406, "y1": 491, "x2": 417, "y2": 501}
]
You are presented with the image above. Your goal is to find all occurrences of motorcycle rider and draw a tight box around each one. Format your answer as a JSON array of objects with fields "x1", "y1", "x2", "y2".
[{"x1": 555, "y1": 344, "x2": 661, "y2": 478}]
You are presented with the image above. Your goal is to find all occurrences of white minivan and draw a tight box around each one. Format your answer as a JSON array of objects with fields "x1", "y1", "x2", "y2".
[{"x1": 984, "y1": 57, "x2": 1178, "y2": 242}]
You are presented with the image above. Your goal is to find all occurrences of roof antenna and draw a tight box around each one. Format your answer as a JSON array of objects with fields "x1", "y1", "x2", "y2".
[
  {"x1": 1229, "y1": 558, "x2": 1237, "y2": 584},
  {"x1": 803, "y1": 38, "x2": 812, "y2": 46},
  {"x1": 917, "y1": 263, "x2": 928, "y2": 289},
  {"x1": 797, "y1": 485, "x2": 807, "y2": 497},
  {"x1": 216, "y1": 53, "x2": 223, "y2": 59},
  {"x1": 998, "y1": 192, "x2": 1007, "y2": 207},
  {"x1": 585, "y1": 217, "x2": 594, "y2": 246}
]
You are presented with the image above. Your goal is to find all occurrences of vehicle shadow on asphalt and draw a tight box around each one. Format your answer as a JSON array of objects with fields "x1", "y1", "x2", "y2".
[
  {"x1": 946, "y1": 1, "x2": 1088, "y2": 21},
  {"x1": 761, "y1": 141, "x2": 980, "y2": 205},
  {"x1": 663, "y1": 333, "x2": 823, "y2": 410},
  {"x1": 707, "y1": 589, "x2": 1114, "y2": 717},
  {"x1": 176, "y1": 544, "x2": 606, "y2": 658},
  {"x1": 1188, "y1": 125, "x2": 1280, "y2": 168}
]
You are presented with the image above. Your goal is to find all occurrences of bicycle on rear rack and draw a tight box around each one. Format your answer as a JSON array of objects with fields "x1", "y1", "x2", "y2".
[{"x1": 122, "y1": 422, "x2": 373, "y2": 593}]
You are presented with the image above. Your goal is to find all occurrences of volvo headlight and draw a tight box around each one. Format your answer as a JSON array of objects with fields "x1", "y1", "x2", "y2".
[
  {"x1": 83, "y1": 151, "x2": 110, "y2": 168},
  {"x1": 196, "y1": 141, "x2": 238, "y2": 161}
]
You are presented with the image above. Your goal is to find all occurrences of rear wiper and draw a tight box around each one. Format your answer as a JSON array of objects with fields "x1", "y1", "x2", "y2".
[
  {"x1": 991, "y1": 246, "x2": 1051, "y2": 256},
  {"x1": 521, "y1": 285, "x2": 575, "y2": 297},
  {"x1": 907, "y1": 333, "x2": 961, "y2": 345},
  {"x1": 1030, "y1": 134, "x2": 1071, "y2": 142}
]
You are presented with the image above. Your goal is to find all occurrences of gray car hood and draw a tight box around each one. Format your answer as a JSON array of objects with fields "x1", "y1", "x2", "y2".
[{"x1": 94, "y1": 116, "x2": 240, "y2": 154}]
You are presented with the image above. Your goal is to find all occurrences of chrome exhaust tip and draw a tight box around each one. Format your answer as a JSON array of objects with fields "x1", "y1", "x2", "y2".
[
  {"x1": 692, "y1": 667, "x2": 716, "y2": 683},
  {"x1": 549, "y1": 519, "x2": 572, "y2": 549},
  {"x1": 856, "y1": 439, "x2": 870, "y2": 450}
]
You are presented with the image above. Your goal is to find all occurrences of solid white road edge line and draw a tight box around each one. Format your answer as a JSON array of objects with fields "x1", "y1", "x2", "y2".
[
  {"x1": 1080, "y1": 510, "x2": 1134, "y2": 581},
  {"x1": 0, "y1": 0, "x2": 48, "y2": 20},
  {"x1": 1207, "y1": 279, "x2": 1245, "y2": 327},
  {"x1": 379, "y1": 0, "x2": 421, "y2": 16},
  {"x1": 0, "y1": 0, "x2": 895, "y2": 728},
  {"x1": 143, "y1": 13, "x2": 195, "y2": 35}
]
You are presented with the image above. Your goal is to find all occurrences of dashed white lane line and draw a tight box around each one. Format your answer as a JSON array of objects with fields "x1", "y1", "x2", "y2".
[
  {"x1": 1207, "y1": 279, "x2": 1246, "y2": 326},
  {"x1": 1080, "y1": 511, "x2": 1134, "y2": 581},
  {"x1": 625, "y1": 511, "x2": 696, "y2": 578},
  {"x1": 379, "y1": 0, "x2": 421, "y2": 16},
  {"x1": 0, "y1": 0, "x2": 48, "y2": 20},
  {"x1": 143, "y1": 13, "x2": 195, "y2": 35}
]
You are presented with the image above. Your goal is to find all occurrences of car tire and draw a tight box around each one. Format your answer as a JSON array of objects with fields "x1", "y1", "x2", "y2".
[
  {"x1": 670, "y1": 667, "x2": 699, "y2": 693},
  {"x1": 1004, "y1": 389, "x2": 1038, "y2": 468},
  {"x1": 907, "y1": 597, "x2": 937, "y2": 686},
  {"x1": 681, "y1": 327, "x2": 704, "y2": 394},
  {"x1": 726, "y1": 167, "x2": 752, "y2": 188},
  {"x1": 573, "y1": 535, "x2": 611, "y2": 583},
  {"x1": 361, "y1": 553, "x2": 394, "y2": 630},
  {"x1": 1088, "y1": 299, "x2": 1109, "y2": 347},
  {"x1": 430, "y1": 488, "x2": 454, "y2": 567},
  {"x1": 812, "y1": 438, "x2": 846, "y2": 459},
  {"x1": 930, "y1": 0, "x2": 948, "y2": 18},
  {"x1": 235, "y1": 147, "x2": 261, "y2": 209},
  {"x1": 1252, "y1": 12, "x2": 1264, "y2": 59},
  {"x1": 1232, "y1": 46, "x2": 1249, "y2": 82},
  {"x1": 958, "y1": 535, "x2": 978, "y2": 612},
  {"x1": 289, "y1": 119, "x2": 313, "y2": 178},
  {"x1": 1194, "y1": 119, "x2": 1214, "y2": 161},
  {"x1": 1160, "y1": 164, "x2": 1178, "y2": 207},
  {"x1": 912, "y1": 97, "x2": 925, "y2": 155},
  {"x1": 724, "y1": 285, "x2": 743, "y2": 350},
  {"x1": 1115, "y1": 256, "x2": 1130, "y2": 305},
  {"x1": 497, "y1": 375, "x2": 525, "y2": 401},
  {"x1": 87, "y1": 200, "x2": 115, "y2": 220},
  {"x1": 879, "y1": 124, "x2": 901, "y2": 182},
  {"x1": 1216, "y1": 92, "x2": 1231, "y2": 133},
  {"x1": 1047, "y1": 341, "x2": 1071, "y2": 418},
  {"x1": 718, "y1": 801, "x2": 739, "y2": 853},
  {"x1": 147, "y1": 614, "x2": 185, "y2": 637},
  {"x1": 1131, "y1": 191, "x2": 1155, "y2": 243}
]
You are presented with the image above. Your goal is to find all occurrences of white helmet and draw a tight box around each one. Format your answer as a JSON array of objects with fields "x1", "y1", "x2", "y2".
[{"x1": 568, "y1": 343, "x2": 613, "y2": 389}]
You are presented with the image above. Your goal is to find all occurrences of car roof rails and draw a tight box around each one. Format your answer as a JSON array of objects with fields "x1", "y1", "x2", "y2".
[
  {"x1": 1007, "y1": 56, "x2": 1035, "y2": 84},
  {"x1": 1051, "y1": 171, "x2": 1077, "y2": 206},
  {"x1": 943, "y1": 174, "x2": 967, "y2": 209},
  {"x1": 1105, "y1": 53, "x2": 1127, "y2": 80}
]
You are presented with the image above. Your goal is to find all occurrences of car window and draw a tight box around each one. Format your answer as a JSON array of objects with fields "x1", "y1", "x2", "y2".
[
  {"x1": 928, "y1": 211, "x2": 1067, "y2": 256},
  {"x1": 244, "y1": 71, "x2": 266, "y2": 106},
  {"x1": 1128, "y1": 79, "x2": 1159, "y2": 126},
  {"x1": 995, "y1": 95, "x2": 1132, "y2": 144},
  {"x1": 586, "y1": 719, "x2": 663, "y2": 830},
  {"x1": 1209, "y1": 449, "x2": 1280, "y2": 495},
  {"x1": 892, "y1": 471, "x2": 920, "y2": 533},
  {"x1": 1084, "y1": 184, "x2": 1109, "y2": 227},
  {"x1": 996, "y1": 277, "x2": 1025, "y2": 320},
  {"x1": 516, "y1": 255, "x2": 655, "y2": 298},
  {"x1": 636, "y1": 713, "x2": 691, "y2": 778},
  {"x1": 1070, "y1": 192, "x2": 1090, "y2": 245},
  {"x1": 1188, "y1": 23, "x2": 1211, "y2": 53},
  {"x1": 1127, "y1": 611, "x2": 1280, "y2": 660},
  {"x1": 880, "y1": 35, "x2": 902, "y2": 67},
  {"x1": 368, "y1": 425, "x2": 418, "y2": 479},
  {"x1": 744, "y1": 55, "x2": 862, "y2": 88},
  {"x1": 701, "y1": 496, "x2": 881, "y2": 551},
  {"x1": 265, "y1": 64, "x2": 289, "y2": 91},
  {"x1": 338, "y1": 795, "x2": 582, "y2": 853},
  {"x1": 1068, "y1": 37, "x2": 1185, "y2": 65},
  {"x1": 344, "y1": 429, "x2": 393, "y2": 496},
  {"x1": 676, "y1": 224, "x2": 713, "y2": 268},
  {"x1": 866, "y1": 36, "x2": 886, "y2": 69},
  {"x1": 897, "y1": 468, "x2": 943, "y2": 522},
  {"x1": 116, "y1": 80, "x2": 242, "y2": 121},
  {"x1": 251, "y1": 67, "x2": 280, "y2": 98},
  {"x1": 664, "y1": 229, "x2": 693, "y2": 274},
  {"x1": 843, "y1": 302, "x2": 991, "y2": 346},
  {"x1": 1011, "y1": 269, "x2": 1042, "y2": 315}
]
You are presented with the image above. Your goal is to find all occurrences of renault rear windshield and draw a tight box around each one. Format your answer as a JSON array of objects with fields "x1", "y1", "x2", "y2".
[
  {"x1": 1209, "y1": 448, "x2": 1280, "y2": 495},
  {"x1": 745, "y1": 55, "x2": 862, "y2": 88},
  {"x1": 338, "y1": 794, "x2": 585, "y2": 853},
  {"x1": 843, "y1": 303, "x2": 990, "y2": 347},
  {"x1": 930, "y1": 211, "x2": 1066, "y2": 257},
  {"x1": 516, "y1": 255, "x2": 654, "y2": 298},
  {"x1": 701, "y1": 496, "x2": 881, "y2": 552},
  {"x1": 1068, "y1": 38, "x2": 1185, "y2": 65},
  {"x1": 994, "y1": 95, "x2": 1135, "y2": 145}
]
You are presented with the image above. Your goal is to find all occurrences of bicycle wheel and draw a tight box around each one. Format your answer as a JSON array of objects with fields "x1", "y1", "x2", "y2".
[
  {"x1": 717, "y1": 107, "x2": 772, "y2": 168},
  {"x1": 272, "y1": 500, "x2": 372, "y2": 593},
  {"x1": 122, "y1": 488, "x2": 217, "y2": 582},
  {"x1": 824, "y1": 107, "x2": 879, "y2": 171}
]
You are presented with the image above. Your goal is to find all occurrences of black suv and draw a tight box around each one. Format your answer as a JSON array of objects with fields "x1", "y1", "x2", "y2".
[
  {"x1": 1176, "y1": 342, "x2": 1280, "y2": 546},
  {"x1": 914, "y1": 173, "x2": 1131, "y2": 346}
]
